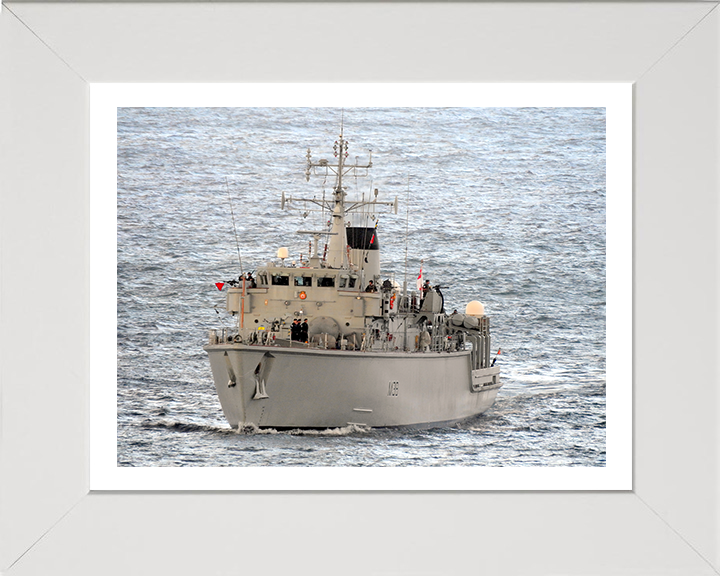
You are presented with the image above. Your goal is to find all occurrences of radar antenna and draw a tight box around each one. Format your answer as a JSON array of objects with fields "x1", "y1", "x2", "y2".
[{"x1": 282, "y1": 117, "x2": 397, "y2": 269}]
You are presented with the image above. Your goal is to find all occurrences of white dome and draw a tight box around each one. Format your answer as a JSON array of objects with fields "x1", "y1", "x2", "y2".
[
  {"x1": 277, "y1": 247, "x2": 289, "y2": 259},
  {"x1": 465, "y1": 300, "x2": 485, "y2": 317}
]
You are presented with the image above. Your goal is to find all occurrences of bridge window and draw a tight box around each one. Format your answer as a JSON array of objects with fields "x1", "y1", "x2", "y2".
[
  {"x1": 317, "y1": 276, "x2": 335, "y2": 287},
  {"x1": 271, "y1": 274, "x2": 290, "y2": 286},
  {"x1": 294, "y1": 276, "x2": 313, "y2": 287}
]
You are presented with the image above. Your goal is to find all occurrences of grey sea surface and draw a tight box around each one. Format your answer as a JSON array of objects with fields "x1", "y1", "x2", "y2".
[{"x1": 117, "y1": 107, "x2": 606, "y2": 467}]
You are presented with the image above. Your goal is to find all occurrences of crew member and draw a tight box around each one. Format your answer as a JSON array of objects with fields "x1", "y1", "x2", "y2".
[{"x1": 420, "y1": 279, "x2": 431, "y2": 308}]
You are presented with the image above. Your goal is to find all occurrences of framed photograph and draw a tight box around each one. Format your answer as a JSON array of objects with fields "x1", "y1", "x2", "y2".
[
  {"x1": 2, "y1": 2, "x2": 718, "y2": 575},
  {"x1": 90, "y1": 83, "x2": 631, "y2": 492}
]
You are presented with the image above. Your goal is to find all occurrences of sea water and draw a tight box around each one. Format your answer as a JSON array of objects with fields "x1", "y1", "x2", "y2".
[{"x1": 117, "y1": 106, "x2": 606, "y2": 467}]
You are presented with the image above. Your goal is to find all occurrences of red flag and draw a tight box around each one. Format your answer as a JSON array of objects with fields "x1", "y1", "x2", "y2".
[
  {"x1": 416, "y1": 266, "x2": 423, "y2": 291},
  {"x1": 215, "y1": 282, "x2": 225, "y2": 291}
]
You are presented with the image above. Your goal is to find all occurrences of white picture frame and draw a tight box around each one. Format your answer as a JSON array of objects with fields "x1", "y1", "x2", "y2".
[{"x1": 1, "y1": 2, "x2": 718, "y2": 574}]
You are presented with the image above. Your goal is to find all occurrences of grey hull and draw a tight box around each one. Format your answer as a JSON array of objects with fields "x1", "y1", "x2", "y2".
[{"x1": 205, "y1": 343, "x2": 501, "y2": 429}]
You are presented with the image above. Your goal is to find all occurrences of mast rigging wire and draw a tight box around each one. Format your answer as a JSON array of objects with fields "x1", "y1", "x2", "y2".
[
  {"x1": 404, "y1": 176, "x2": 411, "y2": 288},
  {"x1": 225, "y1": 177, "x2": 244, "y2": 276}
]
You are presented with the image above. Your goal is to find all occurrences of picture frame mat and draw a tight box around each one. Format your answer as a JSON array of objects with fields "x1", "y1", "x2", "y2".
[{"x1": 91, "y1": 82, "x2": 631, "y2": 491}]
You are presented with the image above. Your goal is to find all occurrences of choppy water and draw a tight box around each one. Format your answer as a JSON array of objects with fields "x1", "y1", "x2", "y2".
[{"x1": 117, "y1": 106, "x2": 606, "y2": 467}]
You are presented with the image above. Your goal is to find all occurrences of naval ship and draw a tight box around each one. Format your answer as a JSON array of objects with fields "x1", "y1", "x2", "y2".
[{"x1": 204, "y1": 130, "x2": 502, "y2": 429}]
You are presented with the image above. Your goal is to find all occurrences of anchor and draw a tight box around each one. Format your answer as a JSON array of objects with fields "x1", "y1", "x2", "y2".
[{"x1": 252, "y1": 352, "x2": 274, "y2": 400}]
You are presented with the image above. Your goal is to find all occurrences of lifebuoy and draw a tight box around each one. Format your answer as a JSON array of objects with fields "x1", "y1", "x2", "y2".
[{"x1": 299, "y1": 291, "x2": 307, "y2": 300}]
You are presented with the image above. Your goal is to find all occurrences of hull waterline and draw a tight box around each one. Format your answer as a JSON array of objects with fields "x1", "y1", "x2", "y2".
[{"x1": 206, "y1": 343, "x2": 501, "y2": 429}]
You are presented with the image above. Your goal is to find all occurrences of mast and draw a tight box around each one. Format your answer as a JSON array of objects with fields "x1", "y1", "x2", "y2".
[
  {"x1": 325, "y1": 131, "x2": 348, "y2": 268},
  {"x1": 305, "y1": 128, "x2": 375, "y2": 269},
  {"x1": 288, "y1": 121, "x2": 396, "y2": 270}
]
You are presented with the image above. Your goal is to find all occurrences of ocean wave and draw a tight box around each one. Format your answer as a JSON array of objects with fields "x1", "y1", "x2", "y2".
[{"x1": 141, "y1": 419, "x2": 236, "y2": 435}]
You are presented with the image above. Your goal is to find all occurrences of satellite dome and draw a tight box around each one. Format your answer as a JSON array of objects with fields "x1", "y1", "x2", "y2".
[{"x1": 465, "y1": 300, "x2": 485, "y2": 317}]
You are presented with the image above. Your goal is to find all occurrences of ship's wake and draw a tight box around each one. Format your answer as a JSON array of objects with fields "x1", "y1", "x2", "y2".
[
  {"x1": 140, "y1": 419, "x2": 371, "y2": 437},
  {"x1": 140, "y1": 419, "x2": 237, "y2": 436},
  {"x1": 236, "y1": 423, "x2": 372, "y2": 436}
]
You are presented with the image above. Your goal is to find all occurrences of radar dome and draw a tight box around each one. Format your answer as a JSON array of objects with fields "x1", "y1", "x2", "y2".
[
  {"x1": 277, "y1": 247, "x2": 289, "y2": 259},
  {"x1": 465, "y1": 300, "x2": 485, "y2": 317}
]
